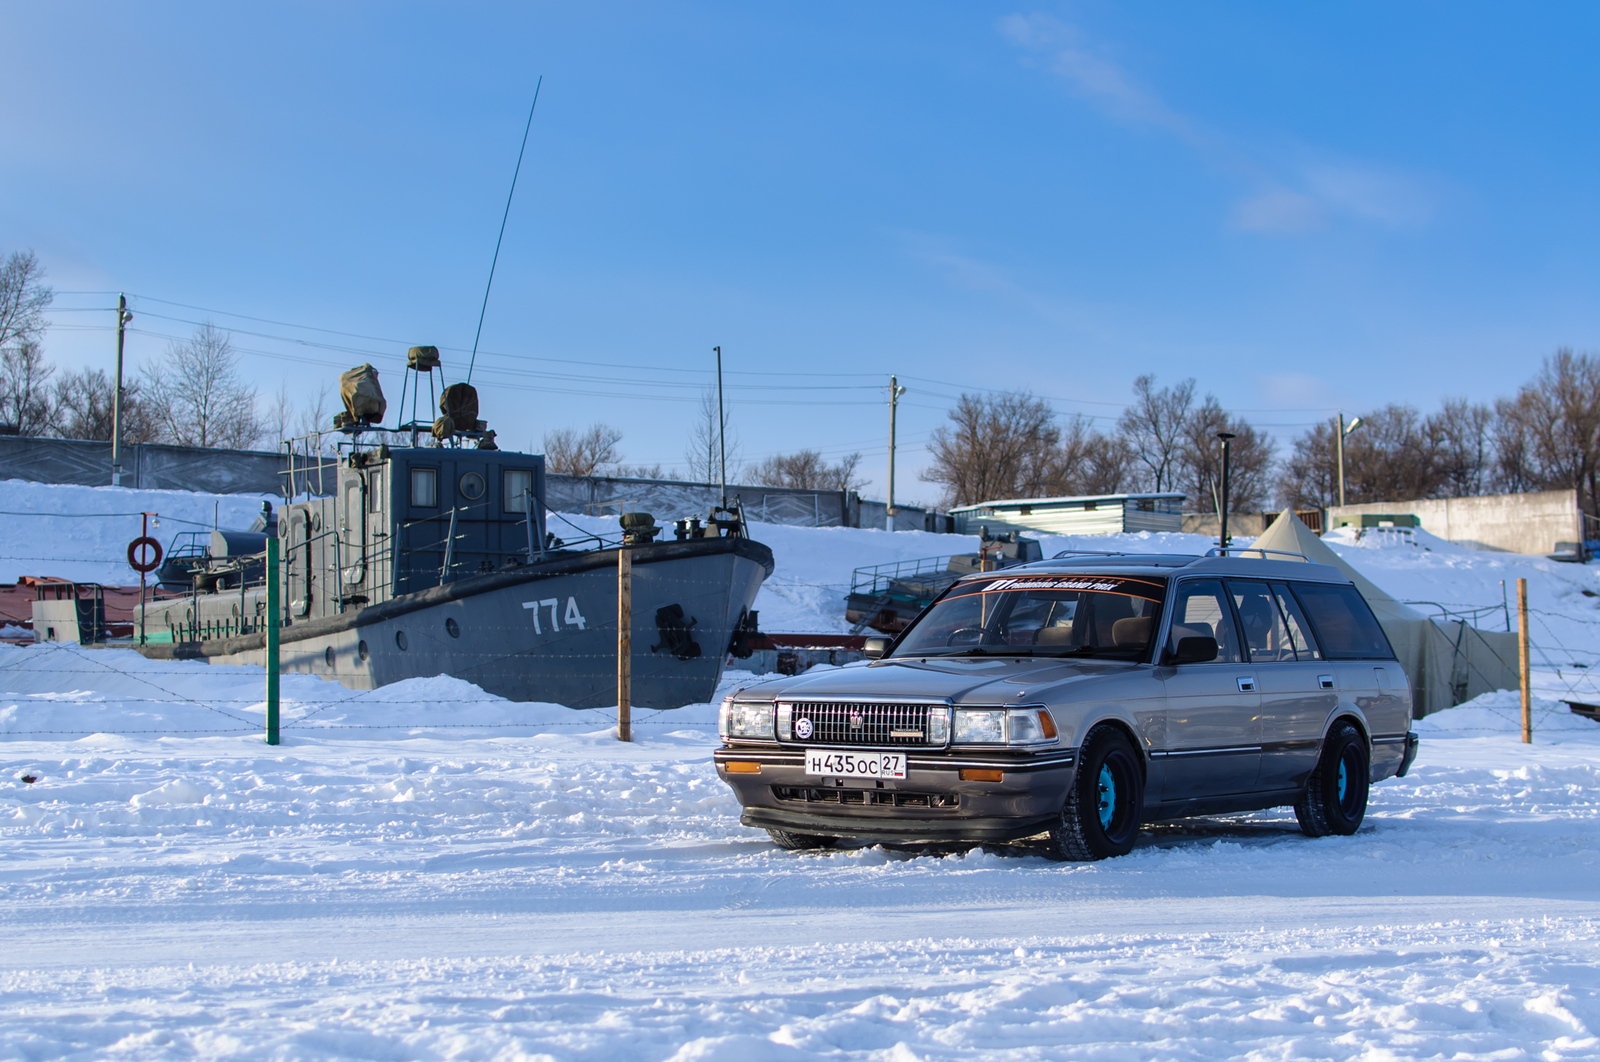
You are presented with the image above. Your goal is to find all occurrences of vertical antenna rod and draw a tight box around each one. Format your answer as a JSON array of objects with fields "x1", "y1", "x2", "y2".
[
  {"x1": 715, "y1": 345, "x2": 727, "y2": 508},
  {"x1": 886, "y1": 375, "x2": 906, "y2": 531},
  {"x1": 467, "y1": 76, "x2": 543, "y2": 384}
]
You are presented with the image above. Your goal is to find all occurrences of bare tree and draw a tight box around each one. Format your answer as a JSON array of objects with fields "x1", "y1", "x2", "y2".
[
  {"x1": 1118, "y1": 374, "x2": 1196, "y2": 493},
  {"x1": 0, "y1": 251, "x2": 55, "y2": 434},
  {"x1": 0, "y1": 251, "x2": 51, "y2": 354},
  {"x1": 1278, "y1": 404, "x2": 1444, "y2": 509},
  {"x1": 614, "y1": 463, "x2": 675, "y2": 480},
  {"x1": 923, "y1": 391, "x2": 1061, "y2": 507},
  {"x1": 48, "y1": 367, "x2": 156, "y2": 442},
  {"x1": 143, "y1": 323, "x2": 263, "y2": 448},
  {"x1": 0, "y1": 341, "x2": 54, "y2": 435},
  {"x1": 1428, "y1": 398, "x2": 1495, "y2": 497},
  {"x1": 684, "y1": 387, "x2": 739, "y2": 485},
  {"x1": 751, "y1": 449, "x2": 866, "y2": 491},
  {"x1": 544, "y1": 423, "x2": 624, "y2": 476},
  {"x1": 1179, "y1": 396, "x2": 1276, "y2": 512},
  {"x1": 1496, "y1": 349, "x2": 1600, "y2": 519},
  {"x1": 1048, "y1": 414, "x2": 1133, "y2": 495}
]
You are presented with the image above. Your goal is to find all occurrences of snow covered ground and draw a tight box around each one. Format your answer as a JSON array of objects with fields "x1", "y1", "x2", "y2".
[{"x1": 3, "y1": 482, "x2": 1600, "y2": 1058}]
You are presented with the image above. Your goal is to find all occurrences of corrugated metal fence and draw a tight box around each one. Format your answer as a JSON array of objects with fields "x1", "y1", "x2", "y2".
[{"x1": 0, "y1": 435, "x2": 951, "y2": 531}]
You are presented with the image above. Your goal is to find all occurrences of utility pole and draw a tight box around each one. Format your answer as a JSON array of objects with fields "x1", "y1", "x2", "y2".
[
  {"x1": 1217, "y1": 432, "x2": 1236, "y2": 550},
  {"x1": 112, "y1": 294, "x2": 132, "y2": 486},
  {"x1": 886, "y1": 375, "x2": 907, "y2": 532},
  {"x1": 715, "y1": 345, "x2": 727, "y2": 509}
]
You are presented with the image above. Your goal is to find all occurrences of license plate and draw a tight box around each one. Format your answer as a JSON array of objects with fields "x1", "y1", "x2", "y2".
[{"x1": 804, "y1": 748, "x2": 907, "y2": 780}]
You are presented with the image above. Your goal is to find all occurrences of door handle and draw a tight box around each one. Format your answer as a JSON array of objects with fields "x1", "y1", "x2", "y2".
[
  {"x1": 1237, "y1": 676, "x2": 1256, "y2": 693},
  {"x1": 1318, "y1": 674, "x2": 1335, "y2": 690}
]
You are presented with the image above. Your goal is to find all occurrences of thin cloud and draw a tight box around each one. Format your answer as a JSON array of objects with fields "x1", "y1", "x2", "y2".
[
  {"x1": 1000, "y1": 12, "x2": 1438, "y2": 237},
  {"x1": 998, "y1": 13, "x2": 1195, "y2": 141}
]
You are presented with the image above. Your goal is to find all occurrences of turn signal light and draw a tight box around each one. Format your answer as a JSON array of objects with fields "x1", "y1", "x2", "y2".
[
  {"x1": 724, "y1": 761, "x2": 762, "y2": 774},
  {"x1": 959, "y1": 768, "x2": 1003, "y2": 782},
  {"x1": 1037, "y1": 710, "x2": 1058, "y2": 739}
]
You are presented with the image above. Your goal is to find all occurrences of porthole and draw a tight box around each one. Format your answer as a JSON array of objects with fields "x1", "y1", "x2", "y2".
[
  {"x1": 459, "y1": 471, "x2": 486, "y2": 501},
  {"x1": 445, "y1": 617, "x2": 460, "y2": 639},
  {"x1": 358, "y1": 639, "x2": 369, "y2": 661},
  {"x1": 324, "y1": 646, "x2": 334, "y2": 668},
  {"x1": 396, "y1": 629, "x2": 409, "y2": 651}
]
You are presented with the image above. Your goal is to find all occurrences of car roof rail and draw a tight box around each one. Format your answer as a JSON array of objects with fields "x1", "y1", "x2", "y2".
[
  {"x1": 1051, "y1": 549, "x2": 1179, "y2": 559},
  {"x1": 1202, "y1": 546, "x2": 1311, "y2": 562}
]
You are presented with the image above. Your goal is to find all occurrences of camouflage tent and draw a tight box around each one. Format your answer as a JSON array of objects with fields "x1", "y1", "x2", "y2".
[{"x1": 1250, "y1": 510, "x2": 1520, "y2": 717}]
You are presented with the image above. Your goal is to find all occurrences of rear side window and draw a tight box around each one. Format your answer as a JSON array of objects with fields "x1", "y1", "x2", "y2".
[
  {"x1": 1290, "y1": 582, "x2": 1394, "y2": 660},
  {"x1": 1229, "y1": 580, "x2": 1297, "y2": 662},
  {"x1": 1270, "y1": 582, "x2": 1322, "y2": 661}
]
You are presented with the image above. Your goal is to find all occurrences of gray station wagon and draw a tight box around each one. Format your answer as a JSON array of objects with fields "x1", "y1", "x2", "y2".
[{"x1": 714, "y1": 551, "x2": 1420, "y2": 860}]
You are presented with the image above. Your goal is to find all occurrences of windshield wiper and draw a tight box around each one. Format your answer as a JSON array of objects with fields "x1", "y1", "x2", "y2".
[
  {"x1": 1037, "y1": 645, "x2": 1142, "y2": 658},
  {"x1": 927, "y1": 646, "x2": 1035, "y2": 657}
]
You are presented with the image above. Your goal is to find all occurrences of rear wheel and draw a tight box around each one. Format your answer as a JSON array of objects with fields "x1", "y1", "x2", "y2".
[
  {"x1": 1295, "y1": 722, "x2": 1369, "y2": 837},
  {"x1": 766, "y1": 828, "x2": 837, "y2": 851},
  {"x1": 1046, "y1": 726, "x2": 1143, "y2": 861}
]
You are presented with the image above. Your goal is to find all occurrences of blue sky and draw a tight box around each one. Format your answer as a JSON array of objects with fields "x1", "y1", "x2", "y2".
[{"x1": 4, "y1": 2, "x2": 1597, "y2": 504}]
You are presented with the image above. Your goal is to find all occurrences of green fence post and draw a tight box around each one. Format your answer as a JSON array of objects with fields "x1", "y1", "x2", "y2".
[{"x1": 266, "y1": 537, "x2": 280, "y2": 746}]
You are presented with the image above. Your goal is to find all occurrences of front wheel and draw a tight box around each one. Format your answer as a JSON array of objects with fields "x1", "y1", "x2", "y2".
[
  {"x1": 1295, "y1": 722, "x2": 1369, "y2": 837},
  {"x1": 1046, "y1": 725, "x2": 1143, "y2": 861},
  {"x1": 766, "y1": 828, "x2": 837, "y2": 851}
]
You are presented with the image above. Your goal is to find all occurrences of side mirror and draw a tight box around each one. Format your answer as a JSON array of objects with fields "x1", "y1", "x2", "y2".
[
  {"x1": 1166, "y1": 635, "x2": 1218, "y2": 665},
  {"x1": 862, "y1": 636, "x2": 890, "y2": 659}
]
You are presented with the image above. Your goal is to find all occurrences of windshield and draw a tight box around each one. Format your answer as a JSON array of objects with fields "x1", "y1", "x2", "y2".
[{"x1": 891, "y1": 573, "x2": 1168, "y2": 659}]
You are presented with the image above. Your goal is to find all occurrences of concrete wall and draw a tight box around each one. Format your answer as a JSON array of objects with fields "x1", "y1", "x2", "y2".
[
  {"x1": 1325, "y1": 489, "x2": 1581, "y2": 555},
  {"x1": 1181, "y1": 512, "x2": 1271, "y2": 539}
]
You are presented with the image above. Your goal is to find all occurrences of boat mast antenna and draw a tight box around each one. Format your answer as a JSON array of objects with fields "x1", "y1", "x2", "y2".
[
  {"x1": 467, "y1": 75, "x2": 543, "y2": 385},
  {"x1": 715, "y1": 345, "x2": 727, "y2": 508}
]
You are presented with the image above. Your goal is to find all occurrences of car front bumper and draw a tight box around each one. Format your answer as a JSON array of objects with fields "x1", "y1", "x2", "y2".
[{"x1": 713, "y1": 744, "x2": 1077, "y2": 844}]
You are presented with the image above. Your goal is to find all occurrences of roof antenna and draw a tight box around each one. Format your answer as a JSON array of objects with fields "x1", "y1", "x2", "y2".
[{"x1": 467, "y1": 75, "x2": 542, "y2": 384}]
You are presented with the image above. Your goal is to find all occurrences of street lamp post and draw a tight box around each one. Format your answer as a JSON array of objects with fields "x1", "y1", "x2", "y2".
[
  {"x1": 1335, "y1": 412, "x2": 1364, "y2": 508},
  {"x1": 1217, "y1": 432, "x2": 1236, "y2": 549}
]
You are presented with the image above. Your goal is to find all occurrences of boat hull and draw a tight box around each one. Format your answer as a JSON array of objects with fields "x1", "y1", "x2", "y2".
[{"x1": 138, "y1": 537, "x2": 773, "y2": 710}]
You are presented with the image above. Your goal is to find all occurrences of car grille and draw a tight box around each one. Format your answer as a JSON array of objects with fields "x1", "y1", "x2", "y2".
[
  {"x1": 773, "y1": 786, "x2": 959, "y2": 809},
  {"x1": 786, "y1": 702, "x2": 936, "y2": 746}
]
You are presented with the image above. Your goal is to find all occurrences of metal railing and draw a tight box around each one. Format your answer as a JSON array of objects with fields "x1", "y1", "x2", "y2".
[{"x1": 850, "y1": 555, "x2": 952, "y2": 596}]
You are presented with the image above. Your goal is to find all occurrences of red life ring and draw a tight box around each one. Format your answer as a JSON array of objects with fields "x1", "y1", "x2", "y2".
[{"x1": 127, "y1": 536, "x2": 163, "y2": 573}]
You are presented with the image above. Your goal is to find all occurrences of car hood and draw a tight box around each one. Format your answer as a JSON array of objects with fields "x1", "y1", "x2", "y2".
[{"x1": 731, "y1": 655, "x2": 1143, "y2": 706}]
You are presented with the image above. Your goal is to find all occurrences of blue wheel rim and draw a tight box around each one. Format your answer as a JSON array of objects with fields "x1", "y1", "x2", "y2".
[
  {"x1": 1337, "y1": 758, "x2": 1348, "y2": 803},
  {"x1": 1098, "y1": 764, "x2": 1116, "y2": 829}
]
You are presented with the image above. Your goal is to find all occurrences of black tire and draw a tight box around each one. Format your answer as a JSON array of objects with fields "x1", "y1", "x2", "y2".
[
  {"x1": 766, "y1": 828, "x2": 838, "y2": 851},
  {"x1": 1046, "y1": 725, "x2": 1144, "y2": 861},
  {"x1": 1295, "y1": 721, "x2": 1369, "y2": 838}
]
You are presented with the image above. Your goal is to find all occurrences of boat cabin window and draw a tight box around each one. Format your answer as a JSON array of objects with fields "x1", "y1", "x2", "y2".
[
  {"x1": 411, "y1": 467, "x2": 438, "y2": 508},
  {"x1": 504, "y1": 470, "x2": 535, "y2": 514}
]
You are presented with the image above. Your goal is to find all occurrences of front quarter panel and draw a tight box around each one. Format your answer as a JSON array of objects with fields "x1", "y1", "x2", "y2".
[{"x1": 1035, "y1": 666, "x2": 1167, "y2": 808}]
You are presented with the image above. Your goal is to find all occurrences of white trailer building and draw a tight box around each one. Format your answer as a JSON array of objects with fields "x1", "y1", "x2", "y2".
[{"x1": 950, "y1": 493, "x2": 1185, "y2": 536}]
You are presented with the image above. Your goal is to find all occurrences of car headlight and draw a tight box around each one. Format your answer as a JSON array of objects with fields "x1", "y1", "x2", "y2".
[
  {"x1": 953, "y1": 708, "x2": 1006, "y2": 744},
  {"x1": 719, "y1": 698, "x2": 774, "y2": 740},
  {"x1": 952, "y1": 707, "x2": 1058, "y2": 746}
]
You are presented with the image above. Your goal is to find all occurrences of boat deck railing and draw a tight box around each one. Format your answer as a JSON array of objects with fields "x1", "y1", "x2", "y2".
[{"x1": 850, "y1": 555, "x2": 953, "y2": 597}]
